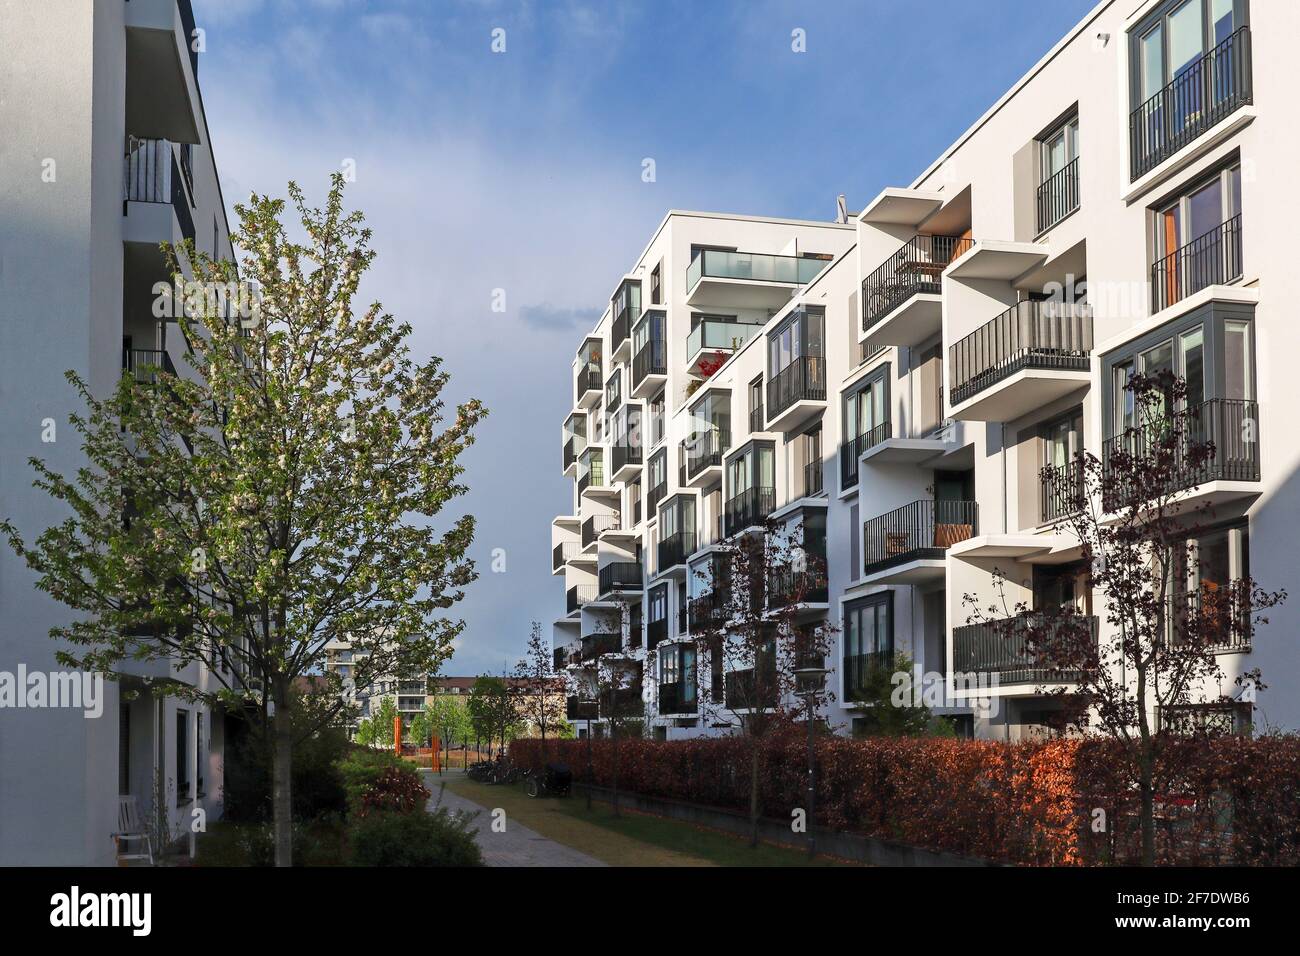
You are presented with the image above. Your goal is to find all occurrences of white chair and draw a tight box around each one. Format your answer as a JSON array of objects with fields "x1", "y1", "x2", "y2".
[{"x1": 112, "y1": 796, "x2": 154, "y2": 865}]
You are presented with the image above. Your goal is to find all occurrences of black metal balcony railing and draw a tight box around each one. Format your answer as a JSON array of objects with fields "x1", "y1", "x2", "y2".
[
  {"x1": 123, "y1": 137, "x2": 196, "y2": 241},
  {"x1": 683, "y1": 427, "x2": 729, "y2": 481},
  {"x1": 1040, "y1": 459, "x2": 1086, "y2": 524},
  {"x1": 657, "y1": 682, "x2": 697, "y2": 716},
  {"x1": 600, "y1": 686, "x2": 644, "y2": 719},
  {"x1": 843, "y1": 651, "x2": 893, "y2": 703},
  {"x1": 840, "y1": 421, "x2": 891, "y2": 489},
  {"x1": 581, "y1": 513, "x2": 619, "y2": 549},
  {"x1": 1150, "y1": 214, "x2": 1242, "y2": 314},
  {"x1": 576, "y1": 366, "x2": 602, "y2": 400},
  {"x1": 598, "y1": 561, "x2": 643, "y2": 595},
  {"x1": 566, "y1": 695, "x2": 599, "y2": 721},
  {"x1": 632, "y1": 339, "x2": 666, "y2": 389},
  {"x1": 552, "y1": 541, "x2": 578, "y2": 571},
  {"x1": 766, "y1": 356, "x2": 826, "y2": 420},
  {"x1": 657, "y1": 531, "x2": 697, "y2": 572},
  {"x1": 724, "y1": 668, "x2": 778, "y2": 711},
  {"x1": 562, "y1": 437, "x2": 584, "y2": 472},
  {"x1": 1101, "y1": 398, "x2": 1259, "y2": 509},
  {"x1": 612, "y1": 432, "x2": 643, "y2": 475},
  {"x1": 553, "y1": 645, "x2": 581, "y2": 670},
  {"x1": 123, "y1": 348, "x2": 177, "y2": 384},
  {"x1": 646, "y1": 618, "x2": 667, "y2": 650},
  {"x1": 862, "y1": 499, "x2": 977, "y2": 575},
  {"x1": 688, "y1": 591, "x2": 728, "y2": 630},
  {"x1": 676, "y1": 604, "x2": 689, "y2": 635},
  {"x1": 767, "y1": 569, "x2": 829, "y2": 609},
  {"x1": 632, "y1": 497, "x2": 642, "y2": 527},
  {"x1": 581, "y1": 631, "x2": 623, "y2": 661},
  {"x1": 724, "y1": 486, "x2": 776, "y2": 537},
  {"x1": 862, "y1": 234, "x2": 974, "y2": 331},
  {"x1": 611, "y1": 313, "x2": 631, "y2": 358},
  {"x1": 949, "y1": 301, "x2": 1093, "y2": 407},
  {"x1": 1175, "y1": 587, "x2": 1252, "y2": 651},
  {"x1": 646, "y1": 481, "x2": 667, "y2": 518},
  {"x1": 749, "y1": 404, "x2": 765, "y2": 434},
  {"x1": 566, "y1": 585, "x2": 597, "y2": 614},
  {"x1": 953, "y1": 614, "x2": 1097, "y2": 684},
  {"x1": 1036, "y1": 157, "x2": 1080, "y2": 234},
  {"x1": 1129, "y1": 26, "x2": 1252, "y2": 180},
  {"x1": 803, "y1": 458, "x2": 823, "y2": 497}
]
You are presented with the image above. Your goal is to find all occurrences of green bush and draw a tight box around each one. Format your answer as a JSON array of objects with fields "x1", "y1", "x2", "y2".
[
  {"x1": 348, "y1": 808, "x2": 483, "y2": 867},
  {"x1": 196, "y1": 816, "x2": 347, "y2": 867},
  {"x1": 337, "y1": 748, "x2": 426, "y2": 817},
  {"x1": 222, "y1": 716, "x2": 350, "y2": 824}
]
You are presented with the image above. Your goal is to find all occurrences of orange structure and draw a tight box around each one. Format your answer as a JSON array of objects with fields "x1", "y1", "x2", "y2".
[{"x1": 393, "y1": 716, "x2": 402, "y2": 756}]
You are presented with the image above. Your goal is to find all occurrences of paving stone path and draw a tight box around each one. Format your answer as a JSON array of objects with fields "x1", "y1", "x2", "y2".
[{"x1": 423, "y1": 772, "x2": 606, "y2": 867}]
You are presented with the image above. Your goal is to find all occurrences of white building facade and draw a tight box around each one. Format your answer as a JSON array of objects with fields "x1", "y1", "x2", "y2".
[
  {"x1": 0, "y1": 0, "x2": 234, "y2": 864},
  {"x1": 552, "y1": 0, "x2": 1300, "y2": 740}
]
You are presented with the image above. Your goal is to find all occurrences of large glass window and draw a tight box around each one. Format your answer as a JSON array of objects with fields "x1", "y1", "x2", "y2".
[{"x1": 844, "y1": 594, "x2": 893, "y2": 700}]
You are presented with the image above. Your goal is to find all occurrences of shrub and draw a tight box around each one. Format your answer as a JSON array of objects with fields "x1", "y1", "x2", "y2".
[
  {"x1": 337, "y1": 748, "x2": 429, "y2": 818},
  {"x1": 221, "y1": 714, "x2": 350, "y2": 824},
  {"x1": 509, "y1": 732, "x2": 1300, "y2": 866},
  {"x1": 348, "y1": 808, "x2": 483, "y2": 866},
  {"x1": 195, "y1": 816, "x2": 348, "y2": 867}
]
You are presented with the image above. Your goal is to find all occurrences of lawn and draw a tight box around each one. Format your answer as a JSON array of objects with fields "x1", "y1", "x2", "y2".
[{"x1": 438, "y1": 774, "x2": 856, "y2": 867}]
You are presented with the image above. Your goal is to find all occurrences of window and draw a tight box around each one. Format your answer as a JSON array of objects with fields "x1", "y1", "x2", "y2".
[
  {"x1": 842, "y1": 365, "x2": 889, "y2": 487},
  {"x1": 767, "y1": 308, "x2": 825, "y2": 378},
  {"x1": 1173, "y1": 520, "x2": 1249, "y2": 648},
  {"x1": 176, "y1": 711, "x2": 189, "y2": 801},
  {"x1": 648, "y1": 449, "x2": 667, "y2": 493},
  {"x1": 605, "y1": 370, "x2": 621, "y2": 412},
  {"x1": 1129, "y1": 0, "x2": 1249, "y2": 177},
  {"x1": 649, "y1": 584, "x2": 667, "y2": 624},
  {"x1": 844, "y1": 593, "x2": 893, "y2": 701},
  {"x1": 650, "y1": 261, "x2": 662, "y2": 305},
  {"x1": 1037, "y1": 113, "x2": 1080, "y2": 231},
  {"x1": 1041, "y1": 116, "x2": 1079, "y2": 181},
  {"x1": 118, "y1": 705, "x2": 131, "y2": 796},
  {"x1": 650, "y1": 391, "x2": 665, "y2": 445}
]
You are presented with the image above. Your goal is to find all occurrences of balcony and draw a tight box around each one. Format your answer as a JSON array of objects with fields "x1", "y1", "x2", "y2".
[
  {"x1": 600, "y1": 686, "x2": 644, "y2": 719},
  {"x1": 862, "y1": 499, "x2": 977, "y2": 583},
  {"x1": 802, "y1": 458, "x2": 823, "y2": 497},
  {"x1": 611, "y1": 432, "x2": 643, "y2": 482},
  {"x1": 657, "y1": 531, "x2": 697, "y2": 573},
  {"x1": 688, "y1": 590, "x2": 728, "y2": 630},
  {"x1": 610, "y1": 280, "x2": 640, "y2": 363},
  {"x1": 657, "y1": 681, "x2": 697, "y2": 716},
  {"x1": 575, "y1": 366, "x2": 602, "y2": 409},
  {"x1": 1036, "y1": 157, "x2": 1080, "y2": 235},
  {"x1": 1151, "y1": 215, "x2": 1242, "y2": 314},
  {"x1": 681, "y1": 427, "x2": 729, "y2": 487},
  {"x1": 1038, "y1": 459, "x2": 1086, "y2": 526},
  {"x1": 953, "y1": 614, "x2": 1096, "y2": 686},
  {"x1": 123, "y1": 347, "x2": 177, "y2": 384},
  {"x1": 748, "y1": 404, "x2": 765, "y2": 435},
  {"x1": 724, "y1": 668, "x2": 778, "y2": 711},
  {"x1": 566, "y1": 585, "x2": 597, "y2": 615},
  {"x1": 124, "y1": 0, "x2": 201, "y2": 144},
  {"x1": 686, "y1": 250, "x2": 828, "y2": 310},
  {"x1": 646, "y1": 481, "x2": 667, "y2": 519},
  {"x1": 566, "y1": 695, "x2": 599, "y2": 721},
  {"x1": 767, "y1": 569, "x2": 828, "y2": 610},
  {"x1": 861, "y1": 235, "x2": 973, "y2": 347},
  {"x1": 553, "y1": 646, "x2": 581, "y2": 670},
  {"x1": 581, "y1": 631, "x2": 623, "y2": 661},
  {"x1": 686, "y1": 318, "x2": 762, "y2": 376},
  {"x1": 646, "y1": 618, "x2": 668, "y2": 650},
  {"x1": 1101, "y1": 398, "x2": 1259, "y2": 511},
  {"x1": 765, "y1": 356, "x2": 826, "y2": 431},
  {"x1": 724, "y1": 486, "x2": 775, "y2": 537},
  {"x1": 580, "y1": 513, "x2": 619, "y2": 550},
  {"x1": 948, "y1": 301, "x2": 1092, "y2": 421},
  {"x1": 598, "y1": 561, "x2": 643, "y2": 596},
  {"x1": 1129, "y1": 27, "x2": 1252, "y2": 181},
  {"x1": 632, "y1": 338, "x2": 666, "y2": 398},
  {"x1": 123, "y1": 136, "x2": 196, "y2": 244},
  {"x1": 840, "y1": 422, "x2": 890, "y2": 489},
  {"x1": 552, "y1": 541, "x2": 579, "y2": 573},
  {"x1": 577, "y1": 451, "x2": 607, "y2": 496}
]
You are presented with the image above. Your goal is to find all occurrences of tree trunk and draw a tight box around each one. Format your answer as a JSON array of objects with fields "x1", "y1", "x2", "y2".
[
  {"x1": 271, "y1": 683, "x2": 293, "y2": 868},
  {"x1": 748, "y1": 739, "x2": 760, "y2": 848},
  {"x1": 611, "y1": 731, "x2": 620, "y2": 818},
  {"x1": 1139, "y1": 753, "x2": 1156, "y2": 867}
]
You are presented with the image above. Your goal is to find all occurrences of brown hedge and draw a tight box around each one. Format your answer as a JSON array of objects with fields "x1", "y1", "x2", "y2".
[{"x1": 509, "y1": 733, "x2": 1300, "y2": 865}]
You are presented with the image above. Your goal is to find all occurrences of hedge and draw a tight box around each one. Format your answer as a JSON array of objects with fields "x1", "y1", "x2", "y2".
[{"x1": 509, "y1": 733, "x2": 1300, "y2": 865}]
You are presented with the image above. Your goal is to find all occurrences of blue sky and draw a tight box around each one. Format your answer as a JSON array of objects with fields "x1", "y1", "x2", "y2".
[{"x1": 193, "y1": 0, "x2": 1094, "y2": 676}]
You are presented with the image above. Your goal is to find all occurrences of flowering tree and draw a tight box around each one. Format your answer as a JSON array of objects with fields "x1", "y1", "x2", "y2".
[
  {"x1": 510, "y1": 621, "x2": 564, "y2": 753},
  {"x1": 963, "y1": 372, "x2": 1284, "y2": 865},
  {"x1": 689, "y1": 519, "x2": 836, "y2": 846},
  {"x1": 2, "y1": 175, "x2": 484, "y2": 866}
]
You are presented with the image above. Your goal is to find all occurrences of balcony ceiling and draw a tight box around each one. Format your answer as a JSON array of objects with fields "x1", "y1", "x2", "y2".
[
  {"x1": 860, "y1": 435, "x2": 956, "y2": 465},
  {"x1": 946, "y1": 240, "x2": 1048, "y2": 282},
  {"x1": 948, "y1": 369, "x2": 1090, "y2": 423},
  {"x1": 125, "y1": 28, "x2": 200, "y2": 143},
  {"x1": 861, "y1": 294, "x2": 943, "y2": 350},
  {"x1": 948, "y1": 533, "x2": 1078, "y2": 563},
  {"x1": 686, "y1": 277, "x2": 797, "y2": 311},
  {"x1": 858, "y1": 187, "x2": 944, "y2": 227}
]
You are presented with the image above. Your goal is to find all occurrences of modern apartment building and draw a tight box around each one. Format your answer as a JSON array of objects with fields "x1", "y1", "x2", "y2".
[
  {"x1": 0, "y1": 0, "x2": 233, "y2": 863},
  {"x1": 552, "y1": 0, "x2": 1300, "y2": 740}
]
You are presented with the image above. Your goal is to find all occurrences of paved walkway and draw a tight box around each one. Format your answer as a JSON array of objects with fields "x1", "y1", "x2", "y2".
[{"x1": 422, "y1": 772, "x2": 606, "y2": 867}]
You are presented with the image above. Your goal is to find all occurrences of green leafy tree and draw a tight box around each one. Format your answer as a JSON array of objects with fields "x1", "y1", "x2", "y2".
[
  {"x1": 426, "y1": 693, "x2": 472, "y2": 772},
  {"x1": 468, "y1": 675, "x2": 517, "y2": 757},
  {"x1": 1, "y1": 176, "x2": 485, "y2": 866}
]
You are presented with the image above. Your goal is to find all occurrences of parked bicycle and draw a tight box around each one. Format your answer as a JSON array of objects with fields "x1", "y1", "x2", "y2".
[{"x1": 523, "y1": 762, "x2": 573, "y2": 798}]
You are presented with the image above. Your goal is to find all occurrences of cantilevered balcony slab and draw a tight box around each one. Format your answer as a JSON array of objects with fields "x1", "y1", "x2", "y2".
[
  {"x1": 685, "y1": 250, "x2": 827, "y2": 311},
  {"x1": 950, "y1": 368, "x2": 1090, "y2": 422},
  {"x1": 948, "y1": 533, "x2": 1079, "y2": 564},
  {"x1": 946, "y1": 240, "x2": 1047, "y2": 282},
  {"x1": 858, "y1": 187, "x2": 945, "y2": 227},
  {"x1": 860, "y1": 434, "x2": 957, "y2": 465},
  {"x1": 861, "y1": 293, "x2": 943, "y2": 351}
]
